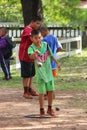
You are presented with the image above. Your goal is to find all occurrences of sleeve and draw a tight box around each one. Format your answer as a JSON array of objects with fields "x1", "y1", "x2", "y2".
[
  {"x1": 28, "y1": 46, "x2": 34, "y2": 55},
  {"x1": 0, "y1": 39, "x2": 7, "y2": 49},
  {"x1": 22, "y1": 26, "x2": 32, "y2": 37},
  {"x1": 56, "y1": 37, "x2": 62, "y2": 49}
]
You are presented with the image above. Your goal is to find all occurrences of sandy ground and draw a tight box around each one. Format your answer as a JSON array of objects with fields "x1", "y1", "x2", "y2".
[{"x1": 0, "y1": 88, "x2": 87, "y2": 130}]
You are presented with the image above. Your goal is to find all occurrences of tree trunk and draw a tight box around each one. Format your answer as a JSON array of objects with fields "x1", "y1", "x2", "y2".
[{"x1": 21, "y1": 0, "x2": 43, "y2": 26}]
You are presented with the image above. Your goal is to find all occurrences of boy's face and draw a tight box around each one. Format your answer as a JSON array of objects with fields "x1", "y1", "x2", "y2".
[
  {"x1": 31, "y1": 33, "x2": 42, "y2": 46},
  {"x1": 0, "y1": 29, "x2": 6, "y2": 36},
  {"x1": 0, "y1": 30, "x2": 2, "y2": 36},
  {"x1": 40, "y1": 30, "x2": 46, "y2": 37},
  {"x1": 32, "y1": 21, "x2": 42, "y2": 30}
]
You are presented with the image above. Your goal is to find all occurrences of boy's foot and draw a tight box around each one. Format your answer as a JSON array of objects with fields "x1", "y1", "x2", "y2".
[
  {"x1": 29, "y1": 88, "x2": 39, "y2": 96},
  {"x1": 47, "y1": 109, "x2": 55, "y2": 116},
  {"x1": 23, "y1": 93, "x2": 33, "y2": 99},
  {"x1": 40, "y1": 108, "x2": 45, "y2": 116}
]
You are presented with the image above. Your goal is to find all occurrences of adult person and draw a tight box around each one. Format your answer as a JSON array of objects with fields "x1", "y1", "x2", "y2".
[{"x1": 19, "y1": 16, "x2": 42, "y2": 99}]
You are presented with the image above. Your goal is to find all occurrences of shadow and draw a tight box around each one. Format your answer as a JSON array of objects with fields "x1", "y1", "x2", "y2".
[{"x1": 24, "y1": 114, "x2": 57, "y2": 119}]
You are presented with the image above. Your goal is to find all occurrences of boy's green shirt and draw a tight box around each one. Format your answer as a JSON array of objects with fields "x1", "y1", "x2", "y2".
[{"x1": 28, "y1": 42, "x2": 53, "y2": 83}]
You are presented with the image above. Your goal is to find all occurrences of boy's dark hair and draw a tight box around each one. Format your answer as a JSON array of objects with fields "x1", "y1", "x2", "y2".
[
  {"x1": 40, "y1": 24, "x2": 48, "y2": 32},
  {"x1": 31, "y1": 15, "x2": 42, "y2": 22},
  {"x1": 31, "y1": 29, "x2": 40, "y2": 36}
]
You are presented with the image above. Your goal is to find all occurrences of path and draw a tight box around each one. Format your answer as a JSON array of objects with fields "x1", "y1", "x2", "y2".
[{"x1": 0, "y1": 88, "x2": 87, "y2": 130}]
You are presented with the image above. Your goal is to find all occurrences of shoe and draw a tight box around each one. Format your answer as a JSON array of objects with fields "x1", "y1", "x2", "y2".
[
  {"x1": 47, "y1": 108, "x2": 55, "y2": 116},
  {"x1": 23, "y1": 93, "x2": 33, "y2": 99},
  {"x1": 3, "y1": 77, "x2": 12, "y2": 80},
  {"x1": 40, "y1": 108, "x2": 45, "y2": 116},
  {"x1": 30, "y1": 88, "x2": 39, "y2": 96}
]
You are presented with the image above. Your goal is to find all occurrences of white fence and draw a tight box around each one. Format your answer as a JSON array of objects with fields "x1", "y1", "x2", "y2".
[
  {"x1": 0, "y1": 36, "x2": 82, "y2": 71},
  {"x1": 57, "y1": 36, "x2": 82, "y2": 59},
  {"x1": 10, "y1": 36, "x2": 82, "y2": 70}
]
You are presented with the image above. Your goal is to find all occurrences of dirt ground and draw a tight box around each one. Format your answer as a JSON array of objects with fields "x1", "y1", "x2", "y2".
[{"x1": 0, "y1": 88, "x2": 87, "y2": 130}]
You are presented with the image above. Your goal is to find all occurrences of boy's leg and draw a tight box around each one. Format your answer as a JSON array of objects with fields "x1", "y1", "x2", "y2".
[
  {"x1": 21, "y1": 61, "x2": 38, "y2": 98},
  {"x1": 39, "y1": 94, "x2": 44, "y2": 109},
  {"x1": 1, "y1": 58, "x2": 10, "y2": 80},
  {"x1": 38, "y1": 80, "x2": 46, "y2": 116},
  {"x1": 28, "y1": 77, "x2": 38, "y2": 96},
  {"x1": 47, "y1": 91, "x2": 53, "y2": 106},
  {"x1": 23, "y1": 77, "x2": 33, "y2": 99},
  {"x1": 47, "y1": 91, "x2": 55, "y2": 116},
  {"x1": 39, "y1": 94, "x2": 45, "y2": 116},
  {"x1": 44, "y1": 69, "x2": 56, "y2": 100},
  {"x1": 46, "y1": 80, "x2": 55, "y2": 116},
  {"x1": 5, "y1": 58, "x2": 12, "y2": 79}
]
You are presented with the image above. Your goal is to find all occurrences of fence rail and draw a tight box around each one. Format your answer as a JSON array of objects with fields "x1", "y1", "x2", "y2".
[
  {"x1": 0, "y1": 25, "x2": 82, "y2": 71},
  {"x1": 0, "y1": 26, "x2": 82, "y2": 38},
  {"x1": 9, "y1": 35, "x2": 82, "y2": 70}
]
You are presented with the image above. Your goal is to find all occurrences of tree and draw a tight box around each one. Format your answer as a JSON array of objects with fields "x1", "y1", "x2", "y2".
[
  {"x1": 0, "y1": 0, "x2": 87, "y2": 27},
  {"x1": 21, "y1": 0, "x2": 43, "y2": 26}
]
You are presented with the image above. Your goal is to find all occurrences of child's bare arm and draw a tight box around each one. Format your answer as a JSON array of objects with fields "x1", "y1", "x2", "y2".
[
  {"x1": 56, "y1": 48, "x2": 66, "y2": 52},
  {"x1": 29, "y1": 53, "x2": 36, "y2": 59},
  {"x1": 28, "y1": 50, "x2": 40, "y2": 59},
  {"x1": 51, "y1": 56, "x2": 61, "y2": 71}
]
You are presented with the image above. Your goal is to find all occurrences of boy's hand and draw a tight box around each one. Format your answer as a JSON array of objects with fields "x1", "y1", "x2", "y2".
[
  {"x1": 34, "y1": 50, "x2": 40, "y2": 54},
  {"x1": 30, "y1": 50, "x2": 40, "y2": 59},
  {"x1": 57, "y1": 63, "x2": 61, "y2": 71}
]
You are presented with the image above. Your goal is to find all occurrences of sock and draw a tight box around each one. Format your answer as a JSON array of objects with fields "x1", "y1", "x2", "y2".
[
  {"x1": 40, "y1": 108, "x2": 44, "y2": 111},
  {"x1": 24, "y1": 87, "x2": 28, "y2": 93},
  {"x1": 48, "y1": 105, "x2": 52, "y2": 110}
]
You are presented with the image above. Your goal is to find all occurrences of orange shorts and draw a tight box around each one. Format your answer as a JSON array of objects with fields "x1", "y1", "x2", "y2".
[{"x1": 52, "y1": 69, "x2": 57, "y2": 77}]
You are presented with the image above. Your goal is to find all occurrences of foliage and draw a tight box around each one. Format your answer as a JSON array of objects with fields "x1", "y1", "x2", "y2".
[
  {"x1": 0, "y1": 0, "x2": 87, "y2": 26},
  {"x1": 42, "y1": 0, "x2": 87, "y2": 26},
  {"x1": 0, "y1": 0, "x2": 23, "y2": 23}
]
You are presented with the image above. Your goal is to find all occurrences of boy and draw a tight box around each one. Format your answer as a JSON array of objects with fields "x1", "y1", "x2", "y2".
[
  {"x1": 40, "y1": 25, "x2": 64, "y2": 100},
  {"x1": 19, "y1": 16, "x2": 42, "y2": 99},
  {"x1": 40, "y1": 25, "x2": 64, "y2": 77},
  {"x1": 28, "y1": 30, "x2": 61, "y2": 116},
  {"x1": 0, "y1": 27, "x2": 12, "y2": 80}
]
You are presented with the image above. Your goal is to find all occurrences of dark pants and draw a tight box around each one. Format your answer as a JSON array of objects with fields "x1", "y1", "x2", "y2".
[{"x1": 0, "y1": 58, "x2": 11, "y2": 79}]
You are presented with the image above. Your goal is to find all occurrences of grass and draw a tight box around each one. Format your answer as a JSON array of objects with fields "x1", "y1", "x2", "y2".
[
  {"x1": 55, "y1": 47, "x2": 87, "y2": 90},
  {"x1": 0, "y1": 48, "x2": 87, "y2": 90}
]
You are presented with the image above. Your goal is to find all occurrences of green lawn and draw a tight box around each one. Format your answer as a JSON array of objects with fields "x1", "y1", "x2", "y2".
[{"x1": 0, "y1": 48, "x2": 87, "y2": 90}]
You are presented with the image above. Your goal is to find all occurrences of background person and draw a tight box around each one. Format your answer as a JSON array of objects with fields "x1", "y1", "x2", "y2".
[
  {"x1": 40, "y1": 25, "x2": 65, "y2": 100},
  {"x1": 19, "y1": 16, "x2": 42, "y2": 99},
  {"x1": 0, "y1": 27, "x2": 12, "y2": 80}
]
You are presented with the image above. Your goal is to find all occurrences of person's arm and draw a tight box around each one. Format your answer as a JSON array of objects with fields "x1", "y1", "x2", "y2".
[
  {"x1": 28, "y1": 45, "x2": 40, "y2": 59},
  {"x1": 0, "y1": 38, "x2": 7, "y2": 49},
  {"x1": 51, "y1": 56, "x2": 61, "y2": 71},
  {"x1": 47, "y1": 44, "x2": 61, "y2": 70},
  {"x1": 56, "y1": 47, "x2": 66, "y2": 52},
  {"x1": 56, "y1": 38, "x2": 65, "y2": 52},
  {"x1": 29, "y1": 51, "x2": 39, "y2": 59}
]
